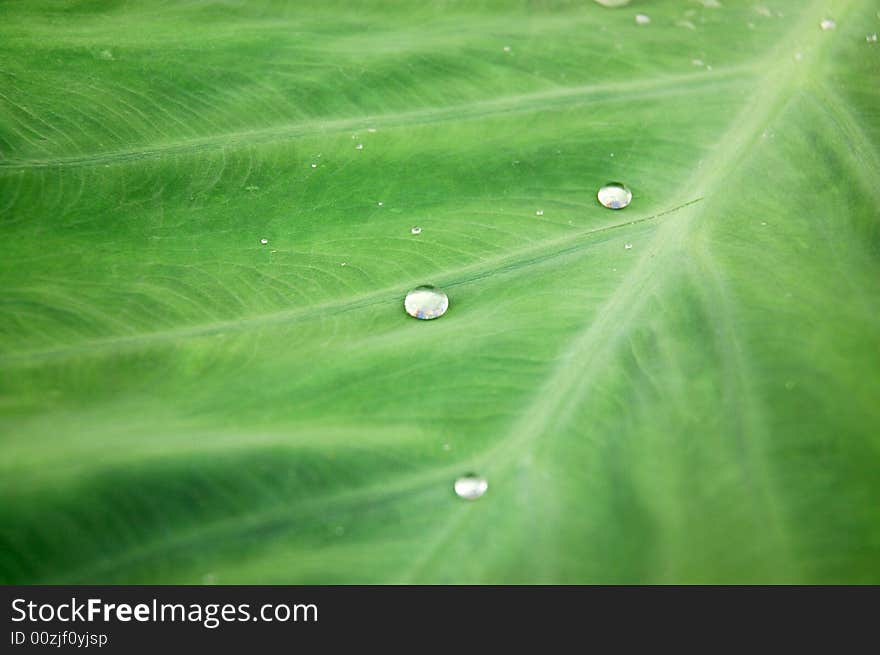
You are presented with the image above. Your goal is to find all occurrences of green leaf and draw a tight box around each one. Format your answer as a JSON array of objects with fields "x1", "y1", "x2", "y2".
[{"x1": 1, "y1": 0, "x2": 879, "y2": 584}]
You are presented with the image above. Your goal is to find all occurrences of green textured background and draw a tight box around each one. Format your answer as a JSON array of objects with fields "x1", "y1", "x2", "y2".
[{"x1": 1, "y1": 0, "x2": 879, "y2": 584}]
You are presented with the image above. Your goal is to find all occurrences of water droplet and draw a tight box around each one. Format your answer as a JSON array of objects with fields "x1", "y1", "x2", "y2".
[
  {"x1": 593, "y1": 0, "x2": 631, "y2": 6},
  {"x1": 701, "y1": 0, "x2": 721, "y2": 8},
  {"x1": 378, "y1": 201, "x2": 384, "y2": 206},
  {"x1": 260, "y1": 238, "x2": 268, "y2": 245},
  {"x1": 535, "y1": 209, "x2": 544, "y2": 216},
  {"x1": 355, "y1": 143, "x2": 364, "y2": 150},
  {"x1": 692, "y1": 58, "x2": 705, "y2": 66},
  {"x1": 310, "y1": 163, "x2": 317, "y2": 168},
  {"x1": 404, "y1": 285, "x2": 448, "y2": 320},
  {"x1": 820, "y1": 18, "x2": 836, "y2": 31},
  {"x1": 454, "y1": 474, "x2": 488, "y2": 500},
  {"x1": 245, "y1": 185, "x2": 259, "y2": 191},
  {"x1": 624, "y1": 243, "x2": 633, "y2": 250},
  {"x1": 503, "y1": 45, "x2": 512, "y2": 53},
  {"x1": 867, "y1": 33, "x2": 878, "y2": 43},
  {"x1": 597, "y1": 182, "x2": 632, "y2": 209},
  {"x1": 367, "y1": 127, "x2": 377, "y2": 133},
  {"x1": 411, "y1": 226, "x2": 422, "y2": 235},
  {"x1": 635, "y1": 14, "x2": 651, "y2": 25},
  {"x1": 341, "y1": 262, "x2": 347, "y2": 266}
]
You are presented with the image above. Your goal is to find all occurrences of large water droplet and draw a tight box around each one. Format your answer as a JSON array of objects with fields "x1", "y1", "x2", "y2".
[
  {"x1": 404, "y1": 285, "x2": 448, "y2": 320},
  {"x1": 597, "y1": 183, "x2": 632, "y2": 209},
  {"x1": 454, "y1": 474, "x2": 488, "y2": 500}
]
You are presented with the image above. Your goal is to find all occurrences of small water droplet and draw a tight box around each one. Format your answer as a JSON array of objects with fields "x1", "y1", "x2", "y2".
[
  {"x1": 597, "y1": 182, "x2": 632, "y2": 209},
  {"x1": 311, "y1": 163, "x2": 317, "y2": 168},
  {"x1": 635, "y1": 14, "x2": 651, "y2": 25},
  {"x1": 355, "y1": 143, "x2": 364, "y2": 150},
  {"x1": 454, "y1": 474, "x2": 488, "y2": 500},
  {"x1": 260, "y1": 238, "x2": 268, "y2": 245},
  {"x1": 404, "y1": 285, "x2": 448, "y2": 320},
  {"x1": 411, "y1": 226, "x2": 422, "y2": 235},
  {"x1": 378, "y1": 201, "x2": 384, "y2": 206},
  {"x1": 341, "y1": 262, "x2": 347, "y2": 266},
  {"x1": 367, "y1": 127, "x2": 377, "y2": 133},
  {"x1": 245, "y1": 185, "x2": 259, "y2": 191},
  {"x1": 624, "y1": 243, "x2": 633, "y2": 250},
  {"x1": 535, "y1": 209, "x2": 544, "y2": 216},
  {"x1": 820, "y1": 18, "x2": 836, "y2": 31},
  {"x1": 593, "y1": 0, "x2": 630, "y2": 6},
  {"x1": 867, "y1": 33, "x2": 878, "y2": 43},
  {"x1": 503, "y1": 45, "x2": 512, "y2": 53}
]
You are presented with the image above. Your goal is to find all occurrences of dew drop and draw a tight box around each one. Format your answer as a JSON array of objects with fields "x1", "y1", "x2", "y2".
[
  {"x1": 378, "y1": 201, "x2": 384, "y2": 206},
  {"x1": 593, "y1": 0, "x2": 631, "y2": 6},
  {"x1": 411, "y1": 226, "x2": 422, "y2": 235},
  {"x1": 311, "y1": 163, "x2": 317, "y2": 168},
  {"x1": 260, "y1": 238, "x2": 268, "y2": 245},
  {"x1": 635, "y1": 14, "x2": 651, "y2": 25},
  {"x1": 355, "y1": 143, "x2": 364, "y2": 150},
  {"x1": 597, "y1": 182, "x2": 632, "y2": 209},
  {"x1": 535, "y1": 209, "x2": 544, "y2": 216},
  {"x1": 503, "y1": 45, "x2": 512, "y2": 53},
  {"x1": 868, "y1": 33, "x2": 878, "y2": 43},
  {"x1": 820, "y1": 18, "x2": 836, "y2": 30},
  {"x1": 367, "y1": 127, "x2": 377, "y2": 133},
  {"x1": 404, "y1": 285, "x2": 448, "y2": 320},
  {"x1": 454, "y1": 474, "x2": 488, "y2": 500},
  {"x1": 624, "y1": 243, "x2": 633, "y2": 250}
]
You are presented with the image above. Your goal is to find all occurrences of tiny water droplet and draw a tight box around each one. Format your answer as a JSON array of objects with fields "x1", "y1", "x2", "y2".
[
  {"x1": 635, "y1": 14, "x2": 651, "y2": 25},
  {"x1": 411, "y1": 226, "x2": 422, "y2": 235},
  {"x1": 311, "y1": 163, "x2": 317, "y2": 168},
  {"x1": 454, "y1": 474, "x2": 488, "y2": 500},
  {"x1": 535, "y1": 209, "x2": 544, "y2": 216},
  {"x1": 367, "y1": 127, "x2": 377, "y2": 133},
  {"x1": 503, "y1": 45, "x2": 512, "y2": 53},
  {"x1": 404, "y1": 285, "x2": 448, "y2": 320},
  {"x1": 355, "y1": 143, "x2": 364, "y2": 150},
  {"x1": 624, "y1": 243, "x2": 633, "y2": 250},
  {"x1": 867, "y1": 33, "x2": 878, "y2": 43},
  {"x1": 341, "y1": 262, "x2": 347, "y2": 266},
  {"x1": 598, "y1": 182, "x2": 632, "y2": 209},
  {"x1": 820, "y1": 18, "x2": 836, "y2": 31},
  {"x1": 260, "y1": 238, "x2": 268, "y2": 245},
  {"x1": 378, "y1": 201, "x2": 384, "y2": 206},
  {"x1": 593, "y1": 0, "x2": 631, "y2": 6}
]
